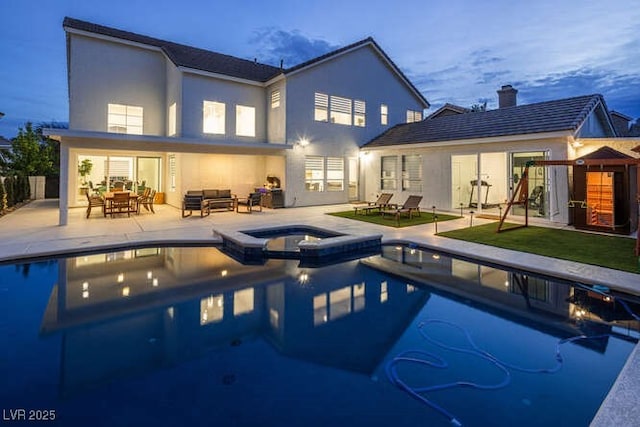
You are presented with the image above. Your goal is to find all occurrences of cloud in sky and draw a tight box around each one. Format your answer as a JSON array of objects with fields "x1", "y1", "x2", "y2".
[{"x1": 249, "y1": 28, "x2": 339, "y2": 69}]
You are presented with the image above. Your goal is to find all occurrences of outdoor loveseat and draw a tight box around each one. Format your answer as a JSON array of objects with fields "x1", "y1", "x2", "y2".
[{"x1": 181, "y1": 189, "x2": 236, "y2": 217}]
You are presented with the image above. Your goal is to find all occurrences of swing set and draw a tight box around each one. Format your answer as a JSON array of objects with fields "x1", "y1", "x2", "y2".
[{"x1": 497, "y1": 158, "x2": 640, "y2": 256}]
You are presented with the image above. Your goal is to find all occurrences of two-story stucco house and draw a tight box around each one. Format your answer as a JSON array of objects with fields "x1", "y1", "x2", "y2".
[{"x1": 46, "y1": 17, "x2": 428, "y2": 224}]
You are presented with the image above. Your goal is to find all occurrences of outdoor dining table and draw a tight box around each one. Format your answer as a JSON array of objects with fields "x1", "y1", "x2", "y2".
[{"x1": 103, "y1": 191, "x2": 139, "y2": 217}]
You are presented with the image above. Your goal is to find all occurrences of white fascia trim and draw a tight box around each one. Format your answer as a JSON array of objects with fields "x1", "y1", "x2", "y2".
[
  {"x1": 64, "y1": 27, "x2": 164, "y2": 54},
  {"x1": 362, "y1": 131, "x2": 573, "y2": 151},
  {"x1": 43, "y1": 128, "x2": 292, "y2": 150},
  {"x1": 285, "y1": 41, "x2": 428, "y2": 108},
  {"x1": 178, "y1": 67, "x2": 266, "y2": 87},
  {"x1": 264, "y1": 73, "x2": 286, "y2": 86}
]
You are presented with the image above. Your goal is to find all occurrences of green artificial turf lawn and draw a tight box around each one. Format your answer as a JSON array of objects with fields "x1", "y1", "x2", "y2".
[
  {"x1": 327, "y1": 210, "x2": 460, "y2": 228},
  {"x1": 438, "y1": 222, "x2": 639, "y2": 273}
]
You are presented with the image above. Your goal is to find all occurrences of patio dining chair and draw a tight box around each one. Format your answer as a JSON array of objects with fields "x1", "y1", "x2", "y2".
[
  {"x1": 381, "y1": 195, "x2": 423, "y2": 224},
  {"x1": 84, "y1": 189, "x2": 105, "y2": 218},
  {"x1": 108, "y1": 191, "x2": 136, "y2": 218}
]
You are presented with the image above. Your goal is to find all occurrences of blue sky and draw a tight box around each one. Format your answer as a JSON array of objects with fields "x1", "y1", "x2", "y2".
[{"x1": 1, "y1": 0, "x2": 639, "y2": 138}]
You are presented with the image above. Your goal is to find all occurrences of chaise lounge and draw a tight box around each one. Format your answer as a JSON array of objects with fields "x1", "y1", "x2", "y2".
[
  {"x1": 381, "y1": 195, "x2": 423, "y2": 224},
  {"x1": 353, "y1": 193, "x2": 393, "y2": 215}
]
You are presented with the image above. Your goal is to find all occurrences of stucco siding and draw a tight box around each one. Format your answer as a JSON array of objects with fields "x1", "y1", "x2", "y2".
[
  {"x1": 362, "y1": 137, "x2": 571, "y2": 223},
  {"x1": 68, "y1": 35, "x2": 166, "y2": 135},
  {"x1": 282, "y1": 45, "x2": 425, "y2": 206},
  {"x1": 267, "y1": 80, "x2": 286, "y2": 144},
  {"x1": 181, "y1": 73, "x2": 267, "y2": 141}
]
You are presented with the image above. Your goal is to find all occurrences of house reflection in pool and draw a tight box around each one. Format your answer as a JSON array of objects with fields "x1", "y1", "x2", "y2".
[{"x1": 39, "y1": 247, "x2": 429, "y2": 395}]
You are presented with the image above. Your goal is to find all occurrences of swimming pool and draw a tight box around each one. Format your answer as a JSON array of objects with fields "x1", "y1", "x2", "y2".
[{"x1": 2, "y1": 244, "x2": 638, "y2": 426}]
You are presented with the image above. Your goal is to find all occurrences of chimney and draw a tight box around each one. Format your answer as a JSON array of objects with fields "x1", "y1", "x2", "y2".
[{"x1": 497, "y1": 85, "x2": 518, "y2": 108}]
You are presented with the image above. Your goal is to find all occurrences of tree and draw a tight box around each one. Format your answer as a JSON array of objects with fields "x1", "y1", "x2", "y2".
[
  {"x1": 470, "y1": 102, "x2": 487, "y2": 112},
  {"x1": 2, "y1": 121, "x2": 63, "y2": 177}
]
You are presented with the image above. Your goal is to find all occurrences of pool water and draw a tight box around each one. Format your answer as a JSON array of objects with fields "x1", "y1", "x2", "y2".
[{"x1": 1, "y1": 245, "x2": 638, "y2": 427}]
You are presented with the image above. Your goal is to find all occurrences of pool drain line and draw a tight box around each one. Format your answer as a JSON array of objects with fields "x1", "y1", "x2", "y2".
[{"x1": 386, "y1": 319, "x2": 610, "y2": 426}]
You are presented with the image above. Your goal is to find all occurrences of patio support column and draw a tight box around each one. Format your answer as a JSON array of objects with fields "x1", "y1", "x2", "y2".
[{"x1": 59, "y1": 142, "x2": 69, "y2": 226}]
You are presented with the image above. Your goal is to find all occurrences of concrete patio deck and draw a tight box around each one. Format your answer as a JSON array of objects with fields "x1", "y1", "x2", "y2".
[{"x1": 0, "y1": 199, "x2": 638, "y2": 425}]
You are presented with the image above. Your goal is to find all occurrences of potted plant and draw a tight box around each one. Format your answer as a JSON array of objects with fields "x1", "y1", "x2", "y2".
[{"x1": 78, "y1": 159, "x2": 93, "y2": 194}]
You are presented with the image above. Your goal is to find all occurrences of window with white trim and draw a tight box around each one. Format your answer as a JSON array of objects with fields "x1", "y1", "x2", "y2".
[
  {"x1": 402, "y1": 154, "x2": 422, "y2": 191},
  {"x1": 406, "y1": 110, "x2": 422, "y2": 123},
  {"x1": 381, "y1": 156, "x2": 397, "y2": 190},
  {"x1": 305, "y1": 156, "x2": 325, "y2": 191},
  {"x1": 108, "y1": 103, "x2": 143, "y2": 135},
  {"x1": 203, "y1": 101, "x2": 225, "y2": 134},
  {"x1": 354, "y1": 100, "x2": 366, "y2": 127},
  {"x1": 236, "y1": 105, "x2": 256, "y2": 137},
  {"x1": 168, "y1": 154, "x2": 176, "y2": 192},
  {"x1": 330, "y1": 96, "x2": 352, "y2": 125},
  {"x1": 326, "y1": 157, "x2": 344, "y2": 191},
  {"x1": 168, "y1": 103, "x2": 176, "y2": 136},
  {"x1": 381, "y1": 104, "x2": 388, "y2": 125},
  {"x1": 314, "y1": 92, "x2": 328, "y2": 122},
  {"x1": 271, "y1": 90, "x2": 281, "y2": 109}
]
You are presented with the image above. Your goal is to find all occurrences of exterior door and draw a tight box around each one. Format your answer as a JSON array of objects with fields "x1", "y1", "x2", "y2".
[{"x1": 348, "y1": 157, "x2": 358, "y2": 200}]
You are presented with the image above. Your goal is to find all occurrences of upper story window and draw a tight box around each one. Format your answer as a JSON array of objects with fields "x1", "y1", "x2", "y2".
[
  {"x1": 168, "y1": 103, "x2": 176, "y2": 136},
  {"x1": 203, "y1": 101, "x2": 225, "y2": 135},
  {"x1": 402, "y1": 154, "x2": 422, "y2": 192},
  {"x1": 236, "y1": 105, "x2": 256, "y2": 137},
  {"x1": 330, "y1": 96, "x2": 352, "y2": 125},
  {"x1": 108, "y1": 104, "x2": 143, "y2": 135},
  {"x1": 271, "y1": 90, "x2": 281, "y2": 109},
  {"x1": 381, "y1": 104, "x2": 388, "y2": 125},
  {"x1": 354, "y1": 100, "x2": 366, "y2": 127},
  {"x1": 315, "y1": 93, "x2": 329, "y2": 122},
  {"x1": 406, "y1": 110, "x2": 422, "y2": 123}
]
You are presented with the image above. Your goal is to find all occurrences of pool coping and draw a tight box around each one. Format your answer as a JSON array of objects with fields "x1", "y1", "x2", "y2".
[{"x1": 213, "y1": 223, "x2": 383, "y2": 261}]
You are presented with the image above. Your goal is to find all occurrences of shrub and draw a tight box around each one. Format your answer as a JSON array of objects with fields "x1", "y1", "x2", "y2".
[
  {"x1": 4, "y1": 175, "x2": 15, "y2": 207},
  {"x1": 0, "y1": 178, "x2": 6, "y2": 212}
]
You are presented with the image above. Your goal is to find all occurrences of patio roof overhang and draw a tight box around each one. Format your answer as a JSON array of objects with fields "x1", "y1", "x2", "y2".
[{"x1": 44, "y1": 128, "x2": 292, "y2": 155}]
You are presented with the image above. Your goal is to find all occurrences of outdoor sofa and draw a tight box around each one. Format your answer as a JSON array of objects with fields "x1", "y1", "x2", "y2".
[{"x1": 181, "y1": 189, "x2": 236, "y2": 217}]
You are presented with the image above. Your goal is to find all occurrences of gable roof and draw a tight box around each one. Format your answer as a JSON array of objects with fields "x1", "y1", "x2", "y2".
[
  {"x1": 63, "y1": 17, "x2": 283, "y2": 82},
  {"x1": 365, "y1": 94, "x2": 612, "y2": 148},
  {"x1": 63, "y1": 16, "x2": 429, "y2": 107},
  {"x1": 578, "y1": 146, "x2": 633, "y2": 160},
  {"x1": 284, "y1": 37, "x2": 429, "y2": 108},
  {"x1": 426, "y1": 103, "x2": 470, "y2": 119}
]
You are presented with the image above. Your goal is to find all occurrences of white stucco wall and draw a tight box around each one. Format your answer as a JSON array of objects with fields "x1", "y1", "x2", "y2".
[
  {"x1": 362, "y1": 137, "x2": 572, "y2": 224},
  {"x1": 181, "y1": 73, "x2": 267, "y2": 141},
  {"x1": 167, "y1": 153, "x2": 285, "y2": 208},
  {"x1": 68, "y1": 34, "x2": 167, "y2": 135},
  {"x1": 166, "y1": 62, "x2": 182, "y2": 136},
  {"x1": 282, "y1": 44, "x2": 427, "y2": 207},
  {"x1": 267, "y1": 80, "x2": 286, "y2": 144}
]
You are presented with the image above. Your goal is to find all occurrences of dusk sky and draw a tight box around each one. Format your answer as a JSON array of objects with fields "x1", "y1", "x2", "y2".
[{"x1": 1, "y1": 0, "x2": 639, "y2": 138}]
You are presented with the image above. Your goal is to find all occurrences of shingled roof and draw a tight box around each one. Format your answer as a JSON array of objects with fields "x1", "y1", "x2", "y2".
[
  {"x1": 63, "y1": 16, "x2": 429, "y2": 107},
  {"x1": 63, "y1": 17, "x2": 283, "y2": 82},
  {"x1": 365, "y1": 94, "x2": 609, "y2": 148}
]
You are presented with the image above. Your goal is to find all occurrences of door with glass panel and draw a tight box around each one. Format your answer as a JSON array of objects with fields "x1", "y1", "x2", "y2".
[{"x1": 510, "y1": 152, "x2": 547, "y2": 218}]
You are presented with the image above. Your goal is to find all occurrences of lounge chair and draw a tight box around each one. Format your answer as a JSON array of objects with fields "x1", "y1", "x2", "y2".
[
  {"x1": 84, "y1": 189, "x2": 105, "y2": 218},
  {"x1": 182, "y1": 190, "x2": 208, "y2": 217},
  {"x1": 381, "y1": 195, "x2": 423, "y2": 224},
  {"x1": 236, "y1": 192, "x2": 263, "y2": 213},
  {"x1": 353, "y1": 193, "x2": 393, "y2": 215}
]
